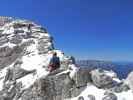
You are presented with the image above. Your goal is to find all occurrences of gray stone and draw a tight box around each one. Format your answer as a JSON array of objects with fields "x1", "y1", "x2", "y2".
[
  {"x1": 88, "y1": 95, "x2": 95, "y2": 100},
  {"x1": 9, "y1": 35, "x2": 22, "y2": 44},
  {"x1": 74, "y1": 68, "x2": 92, "y2": 88},
  {"x1": 78, "y1": 96, "x2": 84, "y2": 100},
  {"x1": 4, "y1": 60, "x2": 36, "y2": 83},
  {"x1": 0, "y1": 17, "x2": 55, "y2": 100},
  {"x1": 21, "y1": 78, "x2": 55, "y2": 100},
  {"x1": 126, "y1": 71, "x2": 133, "y2": 92},
  {"x1": 62, "y1": 74, "x2": 75, "y2": 99},
  {"x1": 91, "y1": 69, "x2": 114, "y2": 88},
  {"x1": 110, "y1": 83, "x2": 130, "y2": 93},
  {"x1": 102, "y1": 92, "x2": 117, "y2": 100},
  {"x1": 0, "y1": 36, "x2": 9, "y2": 45}
]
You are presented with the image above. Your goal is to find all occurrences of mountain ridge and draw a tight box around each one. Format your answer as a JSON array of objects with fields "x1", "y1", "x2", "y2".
[{"x1": 0, "y1": 17, "x2": 133, "y2": 100}]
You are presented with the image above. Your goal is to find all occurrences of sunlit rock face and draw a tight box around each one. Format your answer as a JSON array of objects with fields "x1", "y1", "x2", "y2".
[
  {"x1": 0, "y1": 17, "x2": 54, "y2": 69},
  {"x1": 0, "y1": 17, "x2": 132, "y2": 100},
  {"x1": 0, "y1": 17, "x2": 70, "y2": 100},
  {"x1": 0, "y1": 16, "x2": 12, "y2": 26}
]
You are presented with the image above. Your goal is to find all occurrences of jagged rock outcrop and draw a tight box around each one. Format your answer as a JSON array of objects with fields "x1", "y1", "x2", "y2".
[
  {"x1": 78, "y1": 96, "x2": 84, "y2": 100},
  {"x1": 87, "y1": 95, "x2": 96, "y2": 100},
  {"x1": 109, "y1": 82, "x2": 129, "y2": 93},
  {"x1": 0, "y1": 17, "x2": 54, "y2": 69},
  {"x1": 126, "y1": 71, "x2": 133, "y2": 92},
  {"x1": 0, "y1": 16, "x2": 12, "y2": 26},
  {"x1": 102, "y1": 92, "x2": 117, "y2": 100},
  {"x1": 73, "y1": 68, "x2": 93, "y2": 88},
  {"x1": 0, "y1": 17, "x2": 133, "y2": 100},
  {"x1": 91, "y1": 69, "x2": 117, "y2": 88},
  {"x1": 21, "y1": 78, "x2": 55, "y2": 100},
  {"x1": 0, "y1": 17, "x2": 70, "y2": 100},
  {"x1": 21, "y1": 67, "x2": 93, "y2": 100}
]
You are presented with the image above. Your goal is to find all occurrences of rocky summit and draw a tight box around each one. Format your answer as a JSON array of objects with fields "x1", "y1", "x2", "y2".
[
  {"x1": 0, "y1": 17, "x2": 133, "y2": 100},
  {"x1": 0, "y1": 16, "x2": 66, "y2": 100}
]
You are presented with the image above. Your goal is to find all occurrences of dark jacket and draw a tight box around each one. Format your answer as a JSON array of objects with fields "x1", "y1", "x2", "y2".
[{"x1": 49, "y1": 56, "x2": 60, "y2": 68}]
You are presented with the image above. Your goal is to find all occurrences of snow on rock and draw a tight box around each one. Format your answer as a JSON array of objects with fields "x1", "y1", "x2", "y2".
[
  {"x1": 0, "y1": 17, "x2": 133, "y2": 100},
  {"x1": 91, "y1": 69, "x2": 117, "y2": 88},
  {"x1": 56, "y1": 63, "x2": 79, "y2": 80},
  {"x1": 70, "y1": 83, "x2": 133, "y2": 100},
  {"x1": 68, "y1": 64, "x2": 79, "y2": 79},
  {"x1": 70, "y1": 84, "x2": 105, "y2": 100},
  {"x1": 0, "y1": 17, "x2": 70, "y2": 100},
  {"x1": 66, "y1": 68, "x2": 132, "y2": 100},
  {"x1": 126, "y1": 71, "x2": 133, "y2": 92}
]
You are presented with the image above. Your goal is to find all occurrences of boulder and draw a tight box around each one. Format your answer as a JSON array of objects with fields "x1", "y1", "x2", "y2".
[
  {"x1": 109, "y1": 82, "x2": 130, "y2": 93},
  {"x1": 20, "y1": 72, "x2": 74, "y2": 100},
  {"x1": 20, "y1": 66, "x2": 93, "y2": 100},
  {"x1": 0, "y1": 81, "x2": 23, "y2": 100},
  {"x1": 91, "y1": 69, "x2": 115, "y2": 88},
  {"x1": 102, "y1": 92, "x2": 117, "y2": 100},
  {"x1": 21, "y1": 78, "x2": 55, "y2": 100},
  {"x1": 87, "y1": 94, "x2": 96, "y2": 100},
  {"x1": 4, "y1": 60, "x2": 36, "y2": 83},
  {"x1": 73, "y1": 68, "x2": 92, "y2": 88},
  {"x1": 126, "y1": 71, "x2": 133, "y2": 91},
  {"x1": 78, "y1": 96, "x2": 84, "y2": 100}
]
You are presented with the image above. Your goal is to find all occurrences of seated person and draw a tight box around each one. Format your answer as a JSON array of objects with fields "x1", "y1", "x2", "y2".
[{"x1": 48, "y1": 52, "x2": 60, "y2": 72}]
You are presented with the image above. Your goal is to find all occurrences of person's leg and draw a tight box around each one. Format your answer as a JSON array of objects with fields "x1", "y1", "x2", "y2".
[
  {"x1": 48, "y1": 65, "x2": 59, "y2": 72},
  {"x1": 48, "y1": 65, "x2": 53, "y2": 72}
]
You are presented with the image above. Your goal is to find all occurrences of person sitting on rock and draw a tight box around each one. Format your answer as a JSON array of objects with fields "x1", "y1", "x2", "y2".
[{"x1": 48, "y1": 52, "x2": 60, "y2": 72}]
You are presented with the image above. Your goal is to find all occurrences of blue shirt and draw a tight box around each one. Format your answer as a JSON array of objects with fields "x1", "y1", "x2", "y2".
[{"x1": 49, "y1": 56, "x2": 60, "y2": 66}]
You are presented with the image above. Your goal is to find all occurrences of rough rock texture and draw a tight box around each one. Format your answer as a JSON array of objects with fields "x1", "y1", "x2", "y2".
[
  {"x1": 126, "y1": 71, "x2": 133, "y2": 92},
  {"x1": 87, "y1": 94, "x2": 96, "y2": 100},
  {"x1": 109, "y1": 82, "x2": 130, "y2": 93},
  {"x1": 21, "y1": 78, "x2": 55, "y2": 100},
  {"x1": 73, "y1": 68, "x2": 93, "y2": 88},
  {"x1": 102, "y1": 92, "x2": 117, "y2": 100},
  {"x1": 0, "y1": 16, "x2": 12, "y2": 26},
  {"x1": 23, "y1": 67, "x2": 93, "y2": 100},
  {"x1": 0, "y1": 17, "x2": 132, "y2": 100},
  {"x1": 78, "y1": 96, "x2": 84, "y2": 100},
  {"x1": 20, "y1": 66, "x2": 94, "y2": 100},
  {"x1": 0, "y1": 17, "x2": 88, "y2": 100},
  {"x1": 0, "y1": 18, "x2": 54, "y2": 69},
  {"x1": 0, "y1": 17, "x2": 69, "y2": 100},
  {"x1": 21, "y1": 72, "x2": 71, "y2": 100},
  {"x1": 91, "y1": 69, "x2": 116, "y2": 88}
]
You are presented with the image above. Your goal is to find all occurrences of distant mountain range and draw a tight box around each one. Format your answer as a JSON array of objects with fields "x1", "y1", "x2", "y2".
[
  {"x1": 76, "y1": 60, "x2": 133, "y2": 79},
  {"x1": 76, "y1": 60, "x2": 116, "y2": 70}
]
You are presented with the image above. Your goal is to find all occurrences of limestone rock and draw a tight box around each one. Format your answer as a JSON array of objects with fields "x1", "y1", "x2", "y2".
[
  {"x1": 102, "y1": 92, "x2": 117, "y2": 100},
  {"x1": 0, "y1": 17, "x2": 56, "y2": 100},
  {"x1": 91, "y1": 69, "x2": 115, "y2": 88},
  {"x1": 87, "y1": 94, "x2": 95, "y2": 100},
  {"x1": 0, "y1": 17, "x2": 54, "y2": 69},
  {"x1": 109, "y1": 82, "x2": 130, "y2": 93},
  {"x1": 126, "y1": 71, "x2": 133, "y2": 91},
  {"x1": 73, "y1": 68, "x2": 92, "y2": 88},
  {"x1": 78, "y1": 96, "x2": 84, "y2": 100},
  {"x1": 21, "y1": 78, "x2": 55, "y2": 100}
]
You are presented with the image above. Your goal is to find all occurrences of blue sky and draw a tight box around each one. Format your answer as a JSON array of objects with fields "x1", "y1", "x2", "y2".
[{"x1": 0, "y1": 0, "x2": 133, "y2": 61}]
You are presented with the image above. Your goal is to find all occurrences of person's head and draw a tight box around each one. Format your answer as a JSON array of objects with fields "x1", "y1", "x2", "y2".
[{"x1": 53, "y1": 52, "x2": 57, "y2": 56}]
